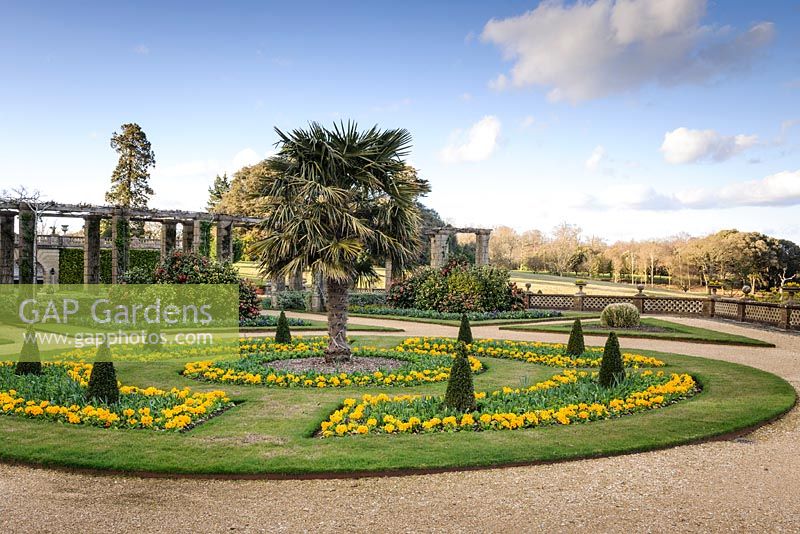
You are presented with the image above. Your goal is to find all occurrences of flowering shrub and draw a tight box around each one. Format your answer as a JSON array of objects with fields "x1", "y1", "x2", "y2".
[
  {"x1": 0, "y1": 361, "x2": 231, "y2": 431},
  {"x1": 349, "y1": 306, "x2": 559, "y2": 322},
  {"x1": 239, "y1": 278, "x2": 261, "y2": 321},
  {"x1": 399, "y1": 338, "x2": 665, "y2": 368},
  {"x1": 183, "y1": 337, "x2": 484, "y2": 388},
  {"x1": 319, "y1": 370, "x2": 697, "y2": 437},
  {"x1": 600, "y1": 303, "x2": 641, "y2": 328},
  {"x1": 387, "y1": 262, "x2": 524, "y2": 313}
]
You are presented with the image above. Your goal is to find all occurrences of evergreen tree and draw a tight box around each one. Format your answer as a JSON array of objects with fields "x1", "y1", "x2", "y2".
[
  {"x1": 566, "y1": 319, "x2": 585, "y2": 356},
  {"x1": 457, "y1": 313, "x2": 473, "y2": 345},
  {"x1": 105, "y1": 123, "x2": 156, "y2": 237},
  {"x1": 598, "y1": 332, "x2": 625, "y2": 388},
  {"x1": 275, "y1": 310, "x2": 292, "y2": 344},
  {"x1": 15, "y1": 326, "x2": 42, "y2": 376},
  {"x1": 207, "y1": 173, "x2": 231, "y2": 212},
  {"x1": 86, "y1": 343, "x2": 119, "y2": 404},
  {"x1": 444, "y1": 342, "x2": 476, "y2": 412}
]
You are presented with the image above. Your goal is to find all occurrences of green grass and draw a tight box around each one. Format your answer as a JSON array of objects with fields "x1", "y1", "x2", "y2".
[
  {"x1": 510, "y1": 271, "x2": 703, "y2": 297},
  {"x1": 0, "y1": 334, "x2": 793, "y2": 476},
  {"x1": 242, "y1": 318, "x2": 402, "y2": 333},
  {"x1": 501, "y1": 317, "x2": 774, "y2": 347},
  {"x1": 346, "y1": 310, "x2": 600, "y2": 327}
]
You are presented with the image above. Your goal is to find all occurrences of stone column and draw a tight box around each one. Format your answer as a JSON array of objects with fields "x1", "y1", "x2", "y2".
[
  {"x1": 181, "y1": 221, "x2": 195, "y2": 251},
  {"x1": 384, "y1": 258, "x2": 393, "y2": 290},
  {"x1": 289, "y1": 268, "x2": 304, "y2": 290},
  {"x1": 17, "y1": 205, "x2": 35, "y2": 284},
  {"x1": 192, "y1": 219, "x2": 203, "y2": 253},
  {"x1": 111, "y1": 207, "x2": 130, "y2": 284},
  {"x1": 216, "y1": 218, "x2": 233, "y2": 261},
  {"x1": 0, "y1": 212, "x2": 15, "y2": 284},
  {"x1": 83, "y1": 215, "x2": 101, "y2": 285},
  {"x1": 703, "y1": 296, "x2": 716, "y2": 318},
  {"x1": 160, "y1": 221, "x2": 177, "y2": 260},
  {"x1": 430, "y1": 232, "x2": 450, "y2": 269},
  {"x1": 475, "y1": 231, "x2": 491, "y2": 266}
]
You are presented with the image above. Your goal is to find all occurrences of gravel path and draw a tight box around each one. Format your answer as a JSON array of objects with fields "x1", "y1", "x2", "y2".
[{"x1": 2, "y1": 316, "x2": 799, "y2": 533}]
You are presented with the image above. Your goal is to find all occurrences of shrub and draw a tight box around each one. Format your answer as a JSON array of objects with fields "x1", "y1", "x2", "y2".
[
  {"x1": 598, "y1": 332, "x2": 625, "y2": 388},
  {"x1": 154, "y1": 250, "x2": 239, "y2": 284},
  {"x1": 457, "y1": 314, "x2": 473, "y2": 344},
  {"x1": 86, "y1": 344, "x2": 119, "y2": 404},
  {"x1": 15, "y1": 327, "x2": 42, "y2": 376},
  {"x1": 444, "y1": 343, "x2": 476, "y2": 412},
  {"x1": 600, "y1": 303, "x2": 640, "y2": 328},
  {"x1": 239, "y1": 278, "x2": 261, "y2": 321},
  {"x1": 275, "y1": 311, "x2": 292, "y2": 344},
  {"x1": 566, "y1": 319, "x2": 585, "y2": 356},
  {"x1": 120, "y1": 265, "x2": 155, "y2": 284},
  {"x1": 387, "y1": 263, "x2": 523, "y2": 313},
  {"x1": 348, "y1": 292, "x2": 386, "y2": 307},
  {"x1": 58, "y1": 248, "x2": 160, "y2": 284},
  {"x1": 277, "y1": 290, "x2": 309, "y2": 311}
]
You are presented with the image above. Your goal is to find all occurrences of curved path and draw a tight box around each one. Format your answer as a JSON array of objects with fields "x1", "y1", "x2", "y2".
[{"x1": 2, "y1": 316, "x2": 799, "y2": 533}]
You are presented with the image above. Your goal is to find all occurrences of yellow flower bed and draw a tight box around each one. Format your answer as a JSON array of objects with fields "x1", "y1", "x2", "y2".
[
  {"x1": 398, "y1": 337, "x2": 665, "y2": 368},
  {"x1": 183, "y1": 337, "x2": 483, "y2": 388},
  {"x1": 0, "y1": 361, "x2": 231, "y2": 431},
  {"x1": 319, "y1": 370, "x2": 696, "y2": 437}
]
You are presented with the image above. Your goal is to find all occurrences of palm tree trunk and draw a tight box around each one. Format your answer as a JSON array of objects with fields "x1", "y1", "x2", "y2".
[{"x1": 325, "y1": 277, "x2": 351, "y2": 362}]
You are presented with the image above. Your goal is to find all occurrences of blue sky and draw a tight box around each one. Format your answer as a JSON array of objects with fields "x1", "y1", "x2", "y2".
[{"x1": 1, "y1": 1, "x2": 799, "y2": 242}]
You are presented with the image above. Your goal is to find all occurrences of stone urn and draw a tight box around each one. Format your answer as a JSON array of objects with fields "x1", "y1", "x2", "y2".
[
  {"x1": 742, "y1": 285, "x2": 752, "y2": 299},
  {"x1": 783, "y1": 284, "x2": 799, "y2": 302},
  {"x1": 574, "y1": 280, "x2": 587, "y2": 295},
  {"x1": 636, "y1": 283, "x2": 645, "y2": 295}
]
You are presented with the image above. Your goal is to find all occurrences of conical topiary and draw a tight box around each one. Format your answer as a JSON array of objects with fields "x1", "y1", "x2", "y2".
[
  {"x1": 86, "y1": 343, "x2": 119, "y2": 405},
  {"x1": 15, "y1": 326, "x2": 42, "y2": 376},
  {"x1": 598, "y1": 332, "x2": 625, "y2": 388},
  {"x1": 457, "y1": 313, "x2": 473, "y2": 345},
  {"x1": 275, "y1": 310, "x2": 292, "y2": 344},
  {"x1": 566, "y1": 318, "x2": 585, "y2": 356},
  {"x1": 444, "y1": 342, "x2": 476, "y2": 412}
]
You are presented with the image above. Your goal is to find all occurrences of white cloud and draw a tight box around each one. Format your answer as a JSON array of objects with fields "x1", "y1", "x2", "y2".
[
  {"x1": 481, "y1": 0, "x2": 774, "y2": 102},
  {"x1": 579, "y1": 169, "x2": 800, "y2": 210},
  {"x1": 520, "y1": 115, "x2": 536, "y2": 128},
  {"x1": 232, "y1": 148, "x2": 262, "y2": 169},
  {"x1": 461, "y1": 92, "x2": 473, "y2": 102},
  {"x1": 133, "y1": 44, "x2": 149, "y2": 55},
  {"x1": 585, "y1": 145, "x2": 606, "y2": 171},
  {"x1": 440, "y1": 116, "x2": 501, "y2": 163},
  {"x1": 660, "y1": 127, "x2": 758, "y2": 164}
]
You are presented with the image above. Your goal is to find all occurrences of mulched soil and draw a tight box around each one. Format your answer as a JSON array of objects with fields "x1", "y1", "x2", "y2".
[{"x1": 265, "y1": 356, "x2": 407, "y2": 374}]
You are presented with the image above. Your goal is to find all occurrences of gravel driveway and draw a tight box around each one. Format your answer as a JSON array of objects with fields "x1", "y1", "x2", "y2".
[{"x1": 1, "y1": 316, "x2": 798, "y2": 533}]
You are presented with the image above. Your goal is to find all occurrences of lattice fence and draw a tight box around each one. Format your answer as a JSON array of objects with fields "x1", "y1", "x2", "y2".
[
  {"x1": 791, "y1": 308, "x2": 800, "y2": 329},
  {"x1": 714, "y1": 300, "x2": 739, "y2": 318},
  {"x1": 528, "y1": 294, "x2": 573, "y2": 310},
  {"x1": 643, "y1": 298, "x2": 703, "y2": 315},
  {"x1": 583, "y1": 296, "x2": 635, "y2": 311},
  {"x1": 744, "y1": 303, "x2": 782, "y2": 324}
]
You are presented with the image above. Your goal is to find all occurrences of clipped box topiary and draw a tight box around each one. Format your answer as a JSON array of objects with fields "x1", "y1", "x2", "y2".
[
  {"x1": 600, "y1": 302, "x2": 640, "y2": 328},
  {"x1": 566, "y1": 318, "x2": 585, "y2": 356},
  {"x1": 86, "y1": 343, "x2": 119, "y2": 405},
  {"x1": 457, "y1": 313, "x2": 473, "y2": 345},
  {"x1": 15, "y1": 326, "x2": 42, "y2": 376},
  {"x1": 275, "y1": 310, "x2": 292, "y2": 344},
  {"x1": 598, "y1": 332, "x2": 625, "y2": 388},
  {"x1": 444, "y1": 342, "x2": 476, "y2": 412}
]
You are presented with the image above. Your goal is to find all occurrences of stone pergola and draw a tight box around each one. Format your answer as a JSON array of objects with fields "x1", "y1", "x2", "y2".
[
  {"x1": 427, "y1": 226, "x2": 492, "y2": 269},
  {"x1": 0, "y1": 201, "x2": 260, "y2": 285},
  {"x1": 382, "y1": 226, "x2": 492, "y2": 289}
]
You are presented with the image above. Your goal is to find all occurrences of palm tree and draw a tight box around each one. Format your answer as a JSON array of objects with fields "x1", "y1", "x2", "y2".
[{"x1": 253, "y1": 122, "x2": 430, "y2": 362}]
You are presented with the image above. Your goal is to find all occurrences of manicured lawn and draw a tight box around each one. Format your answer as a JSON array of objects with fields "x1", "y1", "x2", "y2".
[
  {"x1": 501, "y1": 317, "x2": 774, "y2": 347},
  {"x1": 0, "y1": 334, "x2": 793, "y2": 476},
  {"x1": 346, "y1": 310, "x2": 600, "y2": 327},
  {"x1": 243, "y1": 317, "x2": 402, "y2": 333}
]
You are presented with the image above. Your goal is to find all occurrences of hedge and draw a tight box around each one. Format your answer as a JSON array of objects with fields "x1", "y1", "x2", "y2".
[{"x1": 58, "y1": 248, "x2": 160, "y2": 284}]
